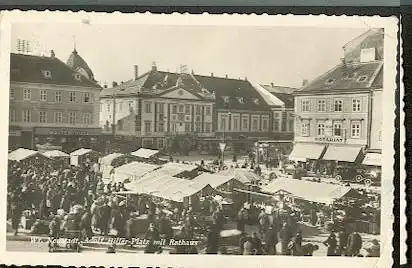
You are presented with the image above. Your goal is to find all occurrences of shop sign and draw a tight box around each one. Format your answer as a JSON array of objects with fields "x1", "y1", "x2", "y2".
[
  {"x1": 315, "y1": 136, "x2": 344, "y2": 143},
  {"x1": 35, "y1": 127, "x2": 101, "y2": 136},
  {"x1": 9, "y1": 131, "x2": 21, "y2": 136}
]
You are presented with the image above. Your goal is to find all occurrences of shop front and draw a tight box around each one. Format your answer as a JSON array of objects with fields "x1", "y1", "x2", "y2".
[
  {"x1": 288, "y1": 143, "x2": 327, "y2": 172},
  {"x1": 321, "y1": 145, "x2": 364, "y2": 175},
  {"x1": 8, "y1": 126, "x2": 23, "y2": 151},
  {"x1": 33, "y1": 127, "x2": 101, "y2": 153}
]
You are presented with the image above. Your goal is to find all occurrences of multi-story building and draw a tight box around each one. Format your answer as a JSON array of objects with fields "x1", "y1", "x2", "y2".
[
  {"x1": 100, "y1": 64, "x2": 215, "y2": 153},
  {"x1": 9, "y1": 49, "x2": 101, "y2": 152},
  {"x1": 290, "y1": 29, "x2": 383, "y2": 171},
  {"x1": 100, "y1": 65, "x2": 296, "y2": 155}
]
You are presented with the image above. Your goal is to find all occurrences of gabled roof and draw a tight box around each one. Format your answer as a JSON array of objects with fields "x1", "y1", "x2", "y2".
[
  {"x1": 100, "y1": 152, "x2": 124, "y2": 166},
  {"x1": 191, "y1": 173, "x2": 235, "y2": 189},
  {"x1": 70, "y1": 148, "x2": 93, "y2": 156},
  {"x1": 10, "y1": 53, "x2": 100, "y2": 88},
  {"x1": 295, "y1": 61, "x2": 383, "y2": 94},
  {"x1": 131, "y1": 148, "x2": 159, "y2": 159},
  {"x1": 66, "y1": 49, "x2": 95, "y2": 81},
  {"x1": 9, "y1": 148, "x2": 43, "y2": 162},
  {"x1": 42, "y1": 150, "x2": 69, "y2": 158}
]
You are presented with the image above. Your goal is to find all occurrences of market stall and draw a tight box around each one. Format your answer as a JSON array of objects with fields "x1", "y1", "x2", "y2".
[
  {"x1": 130, "y1": 148, "x2": 160, "y2": 163},
  {"x1": 42, "y1": 150, "x2": 70, "y2": 166},
  {"x1": 141, "y1": 162, "x2": 203, "y2": 181},
  {"x1": 113, "y1": 161, "x2": 159, "y2": 183},
  {"x1": 69, "y1": 148, "x2": 100, "y2": 167},
  {"x1": 8, "y1": 148, "x2": 49, "y2": 164}
]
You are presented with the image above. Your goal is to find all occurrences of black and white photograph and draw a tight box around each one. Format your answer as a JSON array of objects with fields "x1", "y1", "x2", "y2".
[{"x1": 0, "y1": 12, "x2": 398, "y2": 268}]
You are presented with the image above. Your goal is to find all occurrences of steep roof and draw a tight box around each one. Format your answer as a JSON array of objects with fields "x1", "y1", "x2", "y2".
[
  {"x1": 260, "y1": 84, "x2": 296, "y2": 108},
  {"x1": 194, "y1": 74, "x2": 269, "y2": 111},
  {"x1": 66, "y1": 49, "x2": 95, "y2": 81},
  {"x1": 10, "y1": 53, "x2": 100, "y2": 88},
  {"x1": 295, "y1": 60, "x2": 383, "y2": 94}
]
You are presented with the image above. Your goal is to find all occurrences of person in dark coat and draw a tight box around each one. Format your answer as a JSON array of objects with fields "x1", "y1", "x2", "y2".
[
  {"x1": 98, "y1": 202, "x2": 111, "y2": 235},
  {"x1": 264, "y1": 226, "x2": 278, "y2": 255},
  {"x1": 144, "y1": 223, "x2": 160, "y2": 253},
  {"x1": 301, "y1": 243, "x2": 319, "y2": 256},
  {"x1": 80, "y1": 211, "x2": 93, "y2": 240},
  {"x1": 251, "y1": 232, "x2": 263, "y2": 255},
  {"x1": 346, "y1": 231, "x2": 362, "y2": 257},
  {"x1": 290, "y1": 230, "x2": 303, "y2": 256},
  {"x1": 323, "y1": 232, "x2": 337, "y2": 256},
  {"x1": 338, "y1": 230, "x2": 349, "y2": 256},
  {"x1": 279, "y1": 223, "x2": 292, "y2": 255},
  {"x1": 10, "y1": 193, "x2": 22, "y2": 236},
  {"x1": 237, "y1": 207, "x2": 248, "y2": 233},
  {"x1": 206, "y1": 224, "x2": 219, "y2": 254}
]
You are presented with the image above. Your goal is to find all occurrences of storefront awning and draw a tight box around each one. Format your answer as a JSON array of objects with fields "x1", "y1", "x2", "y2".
[
  {"x1": 322, "y1": 145, "x2": 363, "y2": 162},
  {"x1": 261, "y1": 178, "x2": 362, "y2": 204},
  {"x1": 288, "y1": 143, "x2": 326, "y2": 160},
  {"x1": 131, "y1": 148, "x2": 159, "y2": 159},
  {"x1": 362, "y1": 153, "x2": 381, "y2": 166}
]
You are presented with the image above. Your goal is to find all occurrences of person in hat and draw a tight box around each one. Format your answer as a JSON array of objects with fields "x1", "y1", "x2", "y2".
[
  {"x1": 264, "y1": 225, "x2": 278, "y2": 255},
  {"x1": 323, "y1": 231, "x2": 337, "y2": 256}
]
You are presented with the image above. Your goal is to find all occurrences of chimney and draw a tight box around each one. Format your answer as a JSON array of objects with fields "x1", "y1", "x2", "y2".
[
  {"x1": 225, "y1": 74, "x2": 228, "y2": 79},
  {"x1": 152, "y1": 61, "x2": 157, "y2": 71},
  {"x1": 270, "y1": 82, "x2": 274, "y2": 87},
  {"x1": 50, "y1": 50, "x2": 55, "y2": 59},
  {"x1": 134, "y1": 65, "x2": 139, "y2": 80},
  {"x1": 244, "y1": 76, "x2": 248, "y2": 81},
  {"x1": 211, "y1": 73, "x2": 214, "y2": 77},
  {"x1": 302, "y1": 79, "x2": 309, "y2": 87},
  {"x1": 112, "y1": 81, "x2": 118, "y2": 87},
  {"x1": 104, "y1": 84, "x2": 108, "y2": 89}
]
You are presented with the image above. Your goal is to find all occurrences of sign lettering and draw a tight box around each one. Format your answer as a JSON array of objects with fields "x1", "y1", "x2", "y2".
[{"x1": 314, "y1": 136, "x2": 344, "y2": 143}]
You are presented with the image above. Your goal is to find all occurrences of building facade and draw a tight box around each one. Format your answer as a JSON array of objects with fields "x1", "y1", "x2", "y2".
[
  {"x1": 290, "y1": 29, "x2": 383, "y2": 171},
  {"x1": 9, "y1": 50, "x2": 101, "y2": 152},
  {"x1": 100, "y1": 65, "x2": 296, "y2": 155}
]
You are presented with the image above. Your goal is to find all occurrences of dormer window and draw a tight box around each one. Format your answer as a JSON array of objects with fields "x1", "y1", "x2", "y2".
[
  {"x1": 42, "y1": 70, "x2": 52, "y2": 79},
  {"x1": 325, "y1": 79, "x2": 335, "y2": 85},
  {"x1": 357, "y1": 75, "x2": 368, "y2": 82},
  {"x1": 222, "y1": 96, "x2": 230, "y2": 103},
  {"x1": 237, "y1": 97, "x2": 244, "y2": 104},
  {"x1": 253, "y1": 98, "x2": 260, "y2": 105},
  {"x1": 74, "y1": 73, "x2": 82, "y2": 81}
]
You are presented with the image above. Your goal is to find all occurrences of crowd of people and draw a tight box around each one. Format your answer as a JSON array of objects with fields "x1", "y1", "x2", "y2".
[{"x1": 7, "y1": 154, "x2": 380, "y2": 257}]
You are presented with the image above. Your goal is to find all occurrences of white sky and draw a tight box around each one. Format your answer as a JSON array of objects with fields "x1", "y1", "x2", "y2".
[{"x1": 11, "y1": 23, "x2": 367, "y2": 88}]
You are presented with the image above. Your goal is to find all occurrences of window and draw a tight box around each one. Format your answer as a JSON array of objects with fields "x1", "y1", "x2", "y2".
[
  {"x1": 144, "y1": 121, "x2": 151, "y2": 132},
  {"x1": 55, "y1": 91, "x2": 62, "y2": 103},
  {"x1": 23, "y1": 89, "x2": 31, "y2": 100},
  {"x1": 178, "y1": 114, "x2": 184, "y2": 121},
  {"x1": 195, "y1": 122, "x2": 201, "y2": 132},
  {"x1": 274, "y1": 118, "x2": 280, "y2": 131},
  {"x1": 252, "y1": 119, "x2": 259, "y2": 131},
  {"x1": 55, "y1": 112, "x2": 62, "y2": 124},
  {"x1": 23, "y1": 109, "x2": 31, "y2": 122},
  {"x1": 39, "y1": 111, "x2": 46, "y2": 123},
  {"x1": 185, "y1": 122, "x2": 191, "y2": 132},
  {"x1": 333, "y1": 121, "x2": 342, "y2": 136},
  {"x1": 325, "y1": 79, "x2": 335, "y2": 85},
  {"x1": 352, "y1": 99, "x2": 361, "y2": 112},
  {"x1": 222, "y1": 96, "x2": 229, "y2": 103},
  {"x1": 74, "y1": 73, "x2": 82, "y2": 81},
  {"x1": 205, "y1": 106, "x2": 211, "y2": 116},
  {"x1": 301, "y1": 123, "x2": 309, "y2": 136},
  {"x1": 220, "y1": 116, "x2": 227, "y2": 131},
  {"x1": 288, "y1": 119, "x2": 294, "y2": 132},
  {"x1": 237, "y1": 97, "x2": 244, "y2": 104},
  {"x1": 128, "y1": 101, "x2": 134, "y2": 112},
  {"x1": 10, "y1": 89, "x2": 14, "y2": 100},
  {"x1": 145, "y1": 102, "x2": 152, "y2": 113},
  {"x1": 84, "y1": 113, "x2": 91, "y2": 124},
  {"x1": 242, "y1": 118, "x2": 248, "y2": 130},
  {"x1": 205, "y1": 122, "x2": 212, "y2": 133},
  {"x1": 185, "y1": 104, "x2": 191, "y2": 115},
  {"x1": 158, "y1": 121, "x2": 164, "y2": 132},
  {"x1": 158, "y1": 139, "x2": 164, "y2": 149},
  {"x1": 302, "y1": 100, "x2": 310, "y2": 112},
  {"x1": 69, "y1": 112, "x2": 76, "y2": 124},
  {"x1": 233, "y1": 118, "x2": 239, "y2": 130},
  {"x1": 69, "y1": 92, "x2": 76, "y2": 102},
  {"x1": 253, "y1": 99, "x2": 260, "y2": 105},
  {"x1": 196, "y1": 105, "x2": 201, "y2": 115},
  {"x1": 262, "y1": 118, "x2": 268, "y2": 130},
  {"x1": 9, "y1": 109, "x2": 16, "y2": 122},
  {"x1": 317, "y1": 100, "x2": 326, "y2": 112},
  {"x1": 42, "y1": 70, "x2": 52, "y2": 79},
  {"x1": 334, "y1": 100, "x2": 343, "y2": 112},
  {"x1": 317, "y1": 122, "x2": 325, "y2": 136},
  {"x1": 357, "y1": 75, "x2": 368, "y2": 82},
  {"x1": 172, "y1": 105, "x2": 178, "y2": 114},
  {"x1": 351, "y1": 121, "x2": 361, "y2": 138},
  {"x1": 40, "y1": 90, "x2": 47, "y2": 101},
  {"x1": 178, "y1": 105, "x2": 184, "y2": 113},
  {"x1": 158, "y1": 103, "x2": 164, "y2": 114},
  {"x1": 84, "y1": 92, "x2": 91, "y2": 103}
]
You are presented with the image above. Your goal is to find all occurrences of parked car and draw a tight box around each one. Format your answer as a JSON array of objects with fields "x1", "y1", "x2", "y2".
[{"x1": 334, "y1": 165, "x2": 381, "y2": 186}]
